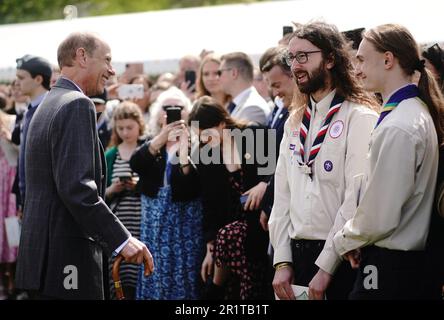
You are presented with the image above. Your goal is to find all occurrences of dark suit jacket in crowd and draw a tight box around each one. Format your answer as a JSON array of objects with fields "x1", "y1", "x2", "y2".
[
  {"x1": 261, "y1": 107, "x2": 289, "y2": 217},
  {"x1": 15, "y1": 77, "x2": 130, "y2": 300}
]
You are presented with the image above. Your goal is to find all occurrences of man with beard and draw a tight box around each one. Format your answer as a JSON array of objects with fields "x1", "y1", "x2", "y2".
[{"x1": 268, "y1": 22, "x2": 379, "y2": 300}]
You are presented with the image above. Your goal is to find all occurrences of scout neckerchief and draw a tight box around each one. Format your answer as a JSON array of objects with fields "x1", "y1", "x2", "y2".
[
  {"x1": 375, "y1": 84, "x2": 420, "y2": 128},
  {"x1": 299, "y1": 93, "x2": 345, "y2": 177}
]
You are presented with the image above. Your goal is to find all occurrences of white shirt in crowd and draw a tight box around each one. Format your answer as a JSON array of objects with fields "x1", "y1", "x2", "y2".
[
  {"x1": 333, "y1": 91, "x2": 439, "y2": 256},
  {"x1": 231, "y1": 86, "x2": 271, "y2": 125},
  {"x1": 268, "y1": 89, "x2": 378, "y2": 274}
]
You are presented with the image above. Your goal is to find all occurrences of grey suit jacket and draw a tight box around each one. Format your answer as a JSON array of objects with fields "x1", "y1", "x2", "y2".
[
  {"x1": 231, "y1": 87, "x2": 271, "y2": 126},
  {"x1": 15, "y1": 77, "x2": 130, "y2": 299}
]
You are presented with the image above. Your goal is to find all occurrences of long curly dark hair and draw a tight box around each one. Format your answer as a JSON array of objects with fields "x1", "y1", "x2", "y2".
[{"x1": 291, "y1": 21, "x2": 378, "y2": 110}]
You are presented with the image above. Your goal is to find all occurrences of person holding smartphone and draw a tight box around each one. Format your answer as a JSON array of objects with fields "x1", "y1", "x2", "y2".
[
  {"x1": 189, "y1": 96, "x2": 272, "y2": 300},
  {"x1": 104, "y1": 101, "x2": 146, "y2": 299},
  {"x1": 130, "y1": 87, "x2": 204, "y2": 300}
]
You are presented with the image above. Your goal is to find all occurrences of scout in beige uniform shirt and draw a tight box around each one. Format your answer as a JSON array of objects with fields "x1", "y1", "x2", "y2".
[
  {"x1": 269, "y1": 89, "x2": 378, "y2": 274},
  {"x1": 333, "y1": 93, "x2": 438, "y2": 256}
]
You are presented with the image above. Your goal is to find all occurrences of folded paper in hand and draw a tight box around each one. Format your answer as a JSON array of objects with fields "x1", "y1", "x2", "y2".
[
  {"x1": 4, "y1": 216, "x2": 21, "y2": 248},
  {"x1": 275, "y1": 285, "x2": 309, "y2": 300}
]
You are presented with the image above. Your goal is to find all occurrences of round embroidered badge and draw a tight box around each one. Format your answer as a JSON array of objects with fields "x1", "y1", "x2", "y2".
[
  {"x1": 324, "y1": 160, "x2": 333, "y2": 172},
  {"x1": 329, "y1": 120, "x2": 344, "y2": 139}
]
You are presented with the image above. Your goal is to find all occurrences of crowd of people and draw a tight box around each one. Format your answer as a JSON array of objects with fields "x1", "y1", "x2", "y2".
[{"x1": 0, "y1": 20, "x2": 444, "y2": 300}]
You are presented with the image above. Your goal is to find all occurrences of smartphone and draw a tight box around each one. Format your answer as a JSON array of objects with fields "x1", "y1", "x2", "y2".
[
  {"x1": 240, "y1": 194, "x2": 249, "y2": 206},
  {"x1": 165, "y1": 106, "x2": 182, "y2": 124},
  {"x1": 118, "y1": 172, "x2": 132, "y2": 183},
  {"x1": 117, "y1": 84, "x2": 144, "y2": 100},
  {"x1": 283, "y1": 25, "x2": 294, "y2": 37},
  {"x1": 185, "y1": 70, "x2": 196, "y2": 91},
  {"x1": 119, "y1": 176, "x2": 131, "y2": 182}
]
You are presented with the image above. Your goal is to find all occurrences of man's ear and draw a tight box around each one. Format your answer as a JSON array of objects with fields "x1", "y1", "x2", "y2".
[
  {"x1": 231, "y1": 67, "x2": 239, "y2": 80},
  {"x1": 34, "y1": 74, "x2": 43, "y2": 86},
  {"x1": 76, "y1": 47, "x2": 88, "y2": 67},
  {"x1": 325, "y1": 53, "x2": 335, "y2": 70},
  {"x1": 383, "y1": 51, "x2": 395, "y2": 70}
]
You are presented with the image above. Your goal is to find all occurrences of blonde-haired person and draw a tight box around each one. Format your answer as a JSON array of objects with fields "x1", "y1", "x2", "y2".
[
  {"x1": 333, "y1": 24, "x2": 444, "y2": 299},
  {"x1": 105, "y1": 101, "x2": 145, "y2": 299},
  {"x1": 130, "y1": 86, "x2": 204, "y2": 299},
  {"x1": 196, "y1": 53, "x2": 231, "y2": 107}
]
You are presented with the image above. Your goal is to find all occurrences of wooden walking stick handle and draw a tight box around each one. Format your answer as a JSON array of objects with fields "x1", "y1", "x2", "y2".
[{"x1": 112, "y1": 255, "x2": 125, "y2": 300}]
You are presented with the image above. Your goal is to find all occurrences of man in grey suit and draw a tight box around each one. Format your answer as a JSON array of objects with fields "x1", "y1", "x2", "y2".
[
  {"x1": 15, "y1": 32, "x2": 154, "y2": 299},
  {"x1": 218, "y1": 52, "x2": 271, "y2": 125}
]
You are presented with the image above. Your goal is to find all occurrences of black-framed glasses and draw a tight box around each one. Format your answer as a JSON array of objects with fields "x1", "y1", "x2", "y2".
[
  {"x1": 284, "y1": 50, "x2": 322, "y2": 66},
  {"x1": 216, "y1": 68, "x2": 233, "y2": 77},
  {"x1": 162, "y1": 105, "x2": 184, "y2": 111}
]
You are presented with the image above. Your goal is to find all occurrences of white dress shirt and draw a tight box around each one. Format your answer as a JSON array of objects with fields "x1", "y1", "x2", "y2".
[
  {"x1": 333, "y1": 94, "x2": 439, "y2": 256},
  {"x1": 268, "y1": 90, "x2": 378, "y2": 274}
]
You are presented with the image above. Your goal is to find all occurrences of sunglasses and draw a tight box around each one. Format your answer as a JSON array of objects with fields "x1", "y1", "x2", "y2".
[{"x1": 216, "y1": 68, "x2": 233, "y2": 77}]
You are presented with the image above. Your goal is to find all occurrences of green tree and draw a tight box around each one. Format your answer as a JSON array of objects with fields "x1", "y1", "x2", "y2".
[{"x1": 0, "y1": 0, "x2": 264, "y2": 25}]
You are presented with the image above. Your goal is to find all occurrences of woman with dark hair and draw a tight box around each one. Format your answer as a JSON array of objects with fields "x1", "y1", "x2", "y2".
[
  {"x1": 422, "y1": 43, "x2": 444, "y2": 93},
  {"x1": 333, "y1": 24, "x2": 444, "y2": 299},
  {"x1": 189, "y1": 95, "x2": 272, "y2": 300}
]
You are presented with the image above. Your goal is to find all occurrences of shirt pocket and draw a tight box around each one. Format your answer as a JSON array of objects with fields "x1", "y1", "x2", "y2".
[{"x1": 316, "y1": 145, "x2": 342, "y2": 187}]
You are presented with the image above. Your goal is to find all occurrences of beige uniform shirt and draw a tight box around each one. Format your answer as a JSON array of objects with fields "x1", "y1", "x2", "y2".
[
  {"x1": 333, "y1": 95, "x2": 439, "y2": 255},
  {"x1": 269, "y1": 90, "x2": 378, "y2": 274}
]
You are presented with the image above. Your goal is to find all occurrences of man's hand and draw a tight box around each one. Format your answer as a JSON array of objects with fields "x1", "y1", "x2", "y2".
[
  {"x1": 120, "y1": 237, "x2": 154, "y2": 276},
  {"x1": 344, "y1": 248, "x2": 361, "y2": 269},
  {"x1": 272, "y1": 265, "x2": 295, "y2": 300},
  {"x1": 308, "y1": 269, "x2": 331, "y2": 300}
]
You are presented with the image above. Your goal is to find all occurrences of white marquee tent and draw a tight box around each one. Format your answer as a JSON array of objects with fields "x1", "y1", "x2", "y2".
[{"x1": 0, "y1": 0, "x2": 443, "y2": 81}]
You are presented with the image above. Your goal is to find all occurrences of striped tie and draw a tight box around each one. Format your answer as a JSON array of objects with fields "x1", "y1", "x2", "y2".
[
  {"x1": 299, "y1": 94, "x2": 345, "y2": 168},
  {"x1": 375, "y1": 84, "x2": 420, "y2": 128}
]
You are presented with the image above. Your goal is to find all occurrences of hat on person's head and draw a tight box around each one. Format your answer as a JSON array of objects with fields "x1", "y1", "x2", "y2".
[
  {"x1": 90, "y1": 89, "x2": 108, "y2": 105},
  {"x1": 16, "y1": 54, "x2": 52, "y2": 79}
]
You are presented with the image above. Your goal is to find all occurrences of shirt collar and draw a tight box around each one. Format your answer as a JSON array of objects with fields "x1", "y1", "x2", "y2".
[
  {"x1": 60, "y1": 76, "x2": 84, "y2": 94},
  {"x1": 310, "y1": 89, "x2": 336, "y2": 116},
  {"x1": 233, "y1": 86, "x2": 254, "y2": 106},
  {"x1": 382, "y1": 83, "x2": 414, "y2": 106},
  {"x1": 30, "y1": 92, "x2": 48, "y2": 108}
]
